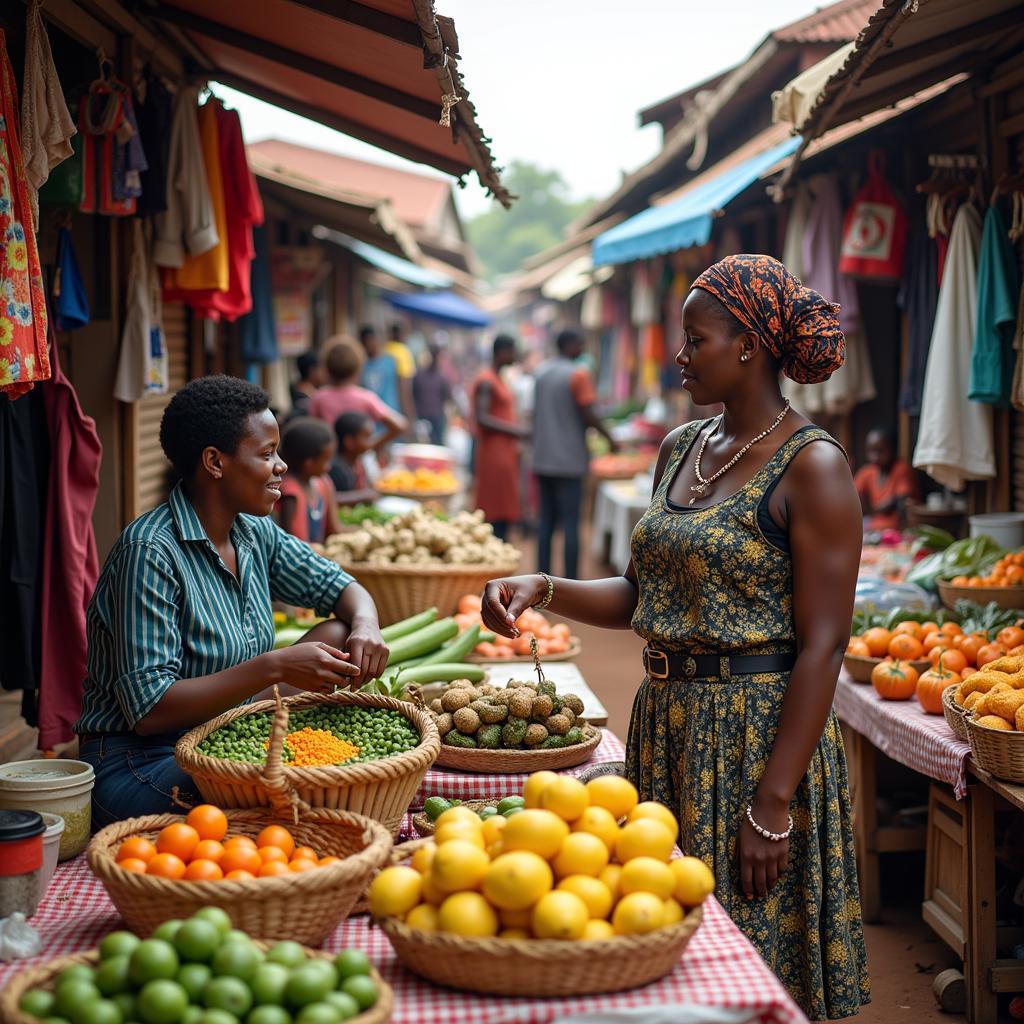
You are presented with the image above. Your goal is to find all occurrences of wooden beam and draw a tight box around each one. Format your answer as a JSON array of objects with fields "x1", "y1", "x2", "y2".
[
  {"x1": 978, "y1": 54, "x2": 1024, "y2": 98},
  {"x1": 38, "y1": 0, "x2": 117, "y2": 54},
  {"x1": 153, "y1": 6, "x2": 440, "y2": 121},
  {"x1": 288, "y1": 0, "x2": 422, "y2": 48},
  {"x1": 998, "y1": 109, "x2": 1024, "y2": 138},
  {"x1": 75, "y1": 0, "x2": 183, "y2": 76}
]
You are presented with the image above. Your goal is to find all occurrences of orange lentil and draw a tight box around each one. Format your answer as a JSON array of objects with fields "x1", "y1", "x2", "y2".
[{"x1": 268, "y1": 727, "x2": 360, "y2": 767}]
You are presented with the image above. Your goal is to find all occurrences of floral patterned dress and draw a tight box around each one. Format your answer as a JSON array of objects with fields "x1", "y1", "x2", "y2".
[{"x1": 626, "y1": 420, "x2": 869, "y2": 1020}]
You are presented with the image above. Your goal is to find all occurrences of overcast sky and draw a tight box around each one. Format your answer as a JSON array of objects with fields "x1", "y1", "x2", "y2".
[{"x1": 216, "y1": 0, "x2": 830, "y2": 219}]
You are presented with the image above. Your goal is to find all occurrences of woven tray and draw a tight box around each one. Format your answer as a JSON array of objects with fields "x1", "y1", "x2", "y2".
[
  {"x1": 0, "y1": 944, "x2": 393, "y2": 1024},
  {"x1": 86, "y1": 807, "x2": 391, "y2": 944},
  {"x1": 942, "y1": 683, "x2": 970, "y2": 742},
  {"x1": 467, "y1": 638, "x2": 583, "y2": 663},
  {"x1": 410, "y1": 799, "x2": 510, "y2": 837},
  {"x1": 965, "y1": 711, "x2": 1024, "y2": 783},
  {"x1": 938, "y1": 580, "x2": 1024, "y2": 611},
  {"x1": 175, "y1": 690, "x2": 439, "y2": 835},
  {"x1": 335, "y1": 560, "x2": 520, "y2": 626},
  {"x1": 843, "y1": 653, "x2": 930, "y2": 684},
  {"x1": 434, "y1": 724, "x2": 602, "y2": 773}
]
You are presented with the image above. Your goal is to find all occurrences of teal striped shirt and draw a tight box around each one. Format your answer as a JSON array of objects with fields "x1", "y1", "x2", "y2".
[{"x1": 76, "y1": 484, "x2": 354, "y2": 734}]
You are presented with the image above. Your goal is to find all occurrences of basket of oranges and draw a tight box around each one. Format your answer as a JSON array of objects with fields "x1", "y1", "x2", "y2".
[
  {"x1": 87, "y1": 802, "x2": 392, "y2": 945},
  {"x1": 940, "y1": 551, "x2": 1024, "y2": 609}
]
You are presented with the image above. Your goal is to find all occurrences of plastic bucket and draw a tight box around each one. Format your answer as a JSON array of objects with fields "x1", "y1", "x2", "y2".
[
  {"x1": 38, "y1": 813, "x2": 65, "y2": 898},
  {"x1": 968, "y1": 513, "x2": 1024, "y2": 549},
  {"x1": 0, "y1": 760, "x2": 95, "y2": 860}
]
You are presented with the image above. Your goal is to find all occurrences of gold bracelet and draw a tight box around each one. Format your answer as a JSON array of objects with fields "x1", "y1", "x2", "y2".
[{"x1": 533, "y1": 572, "x2": 554, "y2": 610}]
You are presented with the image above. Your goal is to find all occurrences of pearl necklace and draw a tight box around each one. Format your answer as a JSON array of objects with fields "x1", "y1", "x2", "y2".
[{"x1": 689, "y1": 400, "x2": 791, "y2": 505}]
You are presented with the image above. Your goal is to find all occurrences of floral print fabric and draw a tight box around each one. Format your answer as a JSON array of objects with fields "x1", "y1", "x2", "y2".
[
  {"x1": 0, "y1": 30, "x2": 50, "y2": 398},
  {"x1": 627, "y1": 421, "x2": 870, "y2": 1019}
]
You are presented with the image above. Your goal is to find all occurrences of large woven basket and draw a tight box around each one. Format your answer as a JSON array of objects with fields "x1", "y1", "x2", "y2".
[
  {"x1": 965, "y1": 712, "x2": 1024, "y2": 783},
  {"x1": 434, "y1": 724, "x2": 603, "y2": 774},
  {"x1": 175, "y1": 690, "x2": 439, "y2": 834},
  {"x1": 87, "y1": 807, "x2": 391, "y2": 943},
  {"x1": 942, "y1": 684, "x2": 970, "y2": 742},
  {"x1": 0, "y1": 944, "x2": 392, "y2": 1024},
  {"x1": 336, "y1": 560, "x2": 519, "y2": 625},
  {"x1": 938, "y1": 580, "x2": 1024, "y2": 611}
]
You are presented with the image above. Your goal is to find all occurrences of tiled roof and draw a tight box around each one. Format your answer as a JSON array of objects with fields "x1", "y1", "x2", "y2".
[{"x1": 772, "y1": 0, "x2": 876, "y2": 43}]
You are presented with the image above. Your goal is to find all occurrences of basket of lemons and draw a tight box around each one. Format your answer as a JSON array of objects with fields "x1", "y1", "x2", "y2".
[{"x1": 367, "y1": 771, "x2": 709, "y2": 996}]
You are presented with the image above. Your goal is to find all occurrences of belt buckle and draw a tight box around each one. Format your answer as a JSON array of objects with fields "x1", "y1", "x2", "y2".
[
  {"x1": 645, "y1": 647, "x2": 669, "y2": 680},
  {"x1": 683, "y1": 656, "x2": 698, "y2": 679}
]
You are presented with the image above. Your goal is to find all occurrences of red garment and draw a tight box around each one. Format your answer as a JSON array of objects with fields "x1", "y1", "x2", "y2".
[
  {"x1": 853, "y1": 460, "x2": 918, "y2": 532},
  {"x1": 279, "y1": 474, "x2": 332, "y2": 543},
  {"x1": 471, "y1": 367, "x2": 520, "y2": 522},
  {"x1": 38, "y1": 336, "x2": 101, "y2": 747},
  {"x1": 162, "y1": 104, "x2": 263, "y2": 320}
]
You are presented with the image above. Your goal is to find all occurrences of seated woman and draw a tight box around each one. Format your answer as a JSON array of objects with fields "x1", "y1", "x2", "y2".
[
  {"x1": 276, "y1": 417, "x2": 340, "y2": 545},
  {"x1": 75, "y1": 376, "x2": 388, "y2": 828},
  {"x1": 853, "y1": 427, "x2": 919, "y2": 532}
]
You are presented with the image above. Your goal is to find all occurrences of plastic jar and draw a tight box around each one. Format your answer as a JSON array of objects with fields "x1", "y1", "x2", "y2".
[
  {"x1": 0, "y1": 760, "x2": 95, "y2": 860},
  {"x1": 38, "y1": 813, "x2": 66, "y2": 901},
  {"x1": 0, "y1": 809, "x2": 45, "y2": 918}
]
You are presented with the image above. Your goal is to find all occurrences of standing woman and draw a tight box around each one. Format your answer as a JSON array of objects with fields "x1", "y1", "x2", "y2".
[{"x1": 483, "y1": 256, "x2": 869, "y2": 1020}]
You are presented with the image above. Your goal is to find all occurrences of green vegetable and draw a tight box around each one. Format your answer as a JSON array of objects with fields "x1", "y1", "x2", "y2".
[
  {"x1": 501, "y1": 717, "x2": 528, "y2": 746},
  {"x1": 443, "y1": 729, "x2": 477, "y2": 748},
  {"x1": 272, "y1": 626, "x2": 307, "y2": 650},
  {"x1": 421, "y1": 625, "x2": 481, "y2": 666},
  {"x1": 496, "y1": 796, "x2": 525, "y2": 814},
  {"x1": 391, "y1": 663, "x2": 486, "y2": 685},
  {"x1": 479, "y1": 807, "x2": 498, "y2": 819},
  {"x1": 337, "y1": 504, "x2": 392, "y2": 527},
  {"x1": 423, "y1": 796, "x2": 452, "y2": 822},
  {"x1": 540, "y1": 736, "x2": 567, "y2": 749},
  {"x1": 477, "y1": 724, "x2": 501, "y2": 748},
  {"x1": 905, "y1": 536, "x2": 1006, "y2": 593},
  {"x1": 384, "y1": 619, "x2": 459, "y2": 666},
  {"x1": 909, "y1": 525, "x2": 955, "y2": 556},
  {"x1": 564, "y1": 726, "x2": 584, "y2": 745},
  {"x1": 380, "y1": 608, "x2": 438, "y2": 643}
]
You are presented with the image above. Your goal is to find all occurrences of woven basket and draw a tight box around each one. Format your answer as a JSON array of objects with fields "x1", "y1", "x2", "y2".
[
  {"x1": 467, "y1": 638, "x2": 583, "y2": 664},
  {"x1": 0, "y1": 945, "x2": 392, "y2": 1024},
  {"x1": 843, "y1": 654, "x2": 930, "y2": 684},
  {"x1": 334, "y1": 560, "x2": 519, "y2": 625},
  {"x1": 411, "y1": 799, "x2": 506, "y2": 837},
  {"x1": 175, "y1": 690, "x2": 439, "y2": 835},
  {"x1": 86, "y1": 807, "x2": 391, "y2": 943},
  {"x1": 965, "y1": 712, "x2": 1024, "y2": 783},
  {"x1": 938, "y1": 580, "x2": 1024, "y2": 611},
  {"x1": 942, "y1": 684, "x2": 970, "y2": 742},
  {"x1": 434, "y1": 724, "x2": 602, "y2": 773}
]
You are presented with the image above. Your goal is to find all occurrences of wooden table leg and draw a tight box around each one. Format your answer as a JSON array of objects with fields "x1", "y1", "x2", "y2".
[
  {"x1": 966, "y1": 783, "x2": 997, "y2": 1024},
  {"x1": 843, "y1": 724, "x2": 882, "y2": 923}
]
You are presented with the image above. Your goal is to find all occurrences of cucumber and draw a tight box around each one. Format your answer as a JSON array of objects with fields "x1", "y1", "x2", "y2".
[
  {"x1": 479, "y1": 631, "x2": 496, "y2": 643},
  {"x1": 420, "y1": 625, "x2": 481, "y2": 667},
  {"x1": 391, "y1": 663, "x2": 486, "y2": 684},
  {"x1": 385, "y1": 618, "x2": 459, "y2": 666},
  {"x1": 381, "y1": 608, "x2": 438, "y2": 643}
]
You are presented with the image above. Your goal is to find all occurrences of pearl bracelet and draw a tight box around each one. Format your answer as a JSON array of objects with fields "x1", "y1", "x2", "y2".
[
  {"x1": 532, "y1": 572, "x2": 554, "y2": 610},
  {"x1": 745, "y1": 804, "x2": 793, "y2": 842}
]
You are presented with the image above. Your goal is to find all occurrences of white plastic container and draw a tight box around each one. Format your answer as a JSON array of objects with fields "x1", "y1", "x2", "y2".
[
  {"x1": 969, "y1": 513, "x2": 1024, "y2": 549},
  {"x1": 0, "y1": 760, "x2": 94, "y2": 860},
  {"x1": 38, "y1": 813, "x2": 65, "y2": 898}
]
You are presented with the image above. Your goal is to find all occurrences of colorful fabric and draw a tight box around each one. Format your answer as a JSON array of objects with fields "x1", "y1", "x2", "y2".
[
  {"x1": 77, "y1": 86, "x2": 144, "y2": 217},
  {"x1": 0, "y1": 30, "x2": 50, "y2": 397},
  {"x1": 362, "y1": 353, "x2": 401, "y2": 412},
  {"x1": 692, "y1": 254, "x2": 845, "y2": 385},
  {"x1": 470, "y1": 366, "x2": 521, "y2": 522},
  {"x1": 627, "y1": 421, "x2": 869, "y2": 1020},
  {"x1": 385, "y1": 339, "x2": 415, "y2": 379},
  {"x1": 279, "y1": 474, "x2": 333, "y2": 544},
  {"x1": 853, "y1": 461, "x2": 919, "y2": 532}
]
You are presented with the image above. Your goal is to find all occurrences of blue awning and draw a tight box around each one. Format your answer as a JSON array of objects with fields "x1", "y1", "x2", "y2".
[
  {"x1": 386, "y1": 290, "x2": 492, "y2": 328},
  {"x1": 314, "y1": 227, "x2": 452, "y2": 289},
  {"x1": 592, "y1": 137, "x2": 801, "y2": 266}
]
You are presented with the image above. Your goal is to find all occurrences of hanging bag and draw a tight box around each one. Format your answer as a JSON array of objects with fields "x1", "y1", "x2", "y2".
[
  {"x1": 53, "y1": 226, "x2": 90, "y2": 330},
  {"x1": 839, "y1": 152, "x2": 908, "y2": 282}
]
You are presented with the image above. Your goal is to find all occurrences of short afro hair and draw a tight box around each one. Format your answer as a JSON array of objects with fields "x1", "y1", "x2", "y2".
[
  {"x1": 334, "y1": 410, "x2": 371, "y2": 444},
  {"x1": 324, "y1": 336, "x2": 364, "y2": 383},
  {"x1": 280, "y1": 416, "x2": 334, "y2": 471},
  {"x1": 160, "y1": 375, "x2": 271, "y2": 479}
]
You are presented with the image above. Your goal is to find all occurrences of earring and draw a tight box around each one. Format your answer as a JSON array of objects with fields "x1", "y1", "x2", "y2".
[{"x1": 740, "y1": 354, "x2": 749, "y2": 362}]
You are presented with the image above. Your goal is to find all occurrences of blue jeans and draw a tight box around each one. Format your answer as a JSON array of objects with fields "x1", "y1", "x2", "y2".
[
  {"x1": 537, "y1": 474, "x2": 584, "y2": 579},
  {"x1": 79, "y1": 733, "x2": 201, "y2": 830}
]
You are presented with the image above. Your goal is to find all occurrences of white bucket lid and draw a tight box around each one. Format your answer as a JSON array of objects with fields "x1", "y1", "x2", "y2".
[
  {"x1": 968, "y1": 513, "x2": 1024, "y2": 525},
  {"x1": 0, "y1": 759, "x2": 95, "y2": 791},
  {"x1": 39, "y1": 812, "x2": 66, "y2": 837}
]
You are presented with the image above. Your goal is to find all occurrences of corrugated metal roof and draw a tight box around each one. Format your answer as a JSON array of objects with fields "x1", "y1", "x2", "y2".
[{"x1": 772, "y1": 0, "x2": 877, "y2": 43}]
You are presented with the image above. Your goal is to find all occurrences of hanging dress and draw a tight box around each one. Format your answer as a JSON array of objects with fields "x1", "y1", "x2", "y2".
[{"x1": 627, "y1": 421, "x2": 870, "y2": 1020}]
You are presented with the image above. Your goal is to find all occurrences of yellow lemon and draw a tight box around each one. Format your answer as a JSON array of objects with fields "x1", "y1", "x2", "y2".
[
  {"x1": 627, "y1": 801, "x2": 680, "y2": 844},
  {"x1": 502, "y1": 809, "x2": 570, "y2": 859},
  {"x1": 662, "y1": 897, "x2": 685, "y2": 925},
  {"x1": 435, "y1": 806, "x2": 484, "y2": 829},
  {"x1": 531, "y1": 890, "x2": 589, "y2": 940},
  {"x1": 612, "y1": 892, "x2": 666, "y2": 935},
  {"x1": 585, "y1": 775, "x2": 639, "y2": 820},
  {"x1": 405, "y1": 903, "x2": 440, "y2": 931},
  {"x1": 482, "y1": 851, "x2": 553, "y2": 910},
  {"x1": 523, "y1": 770, "x2": 560, "y2": 808},
  {"x1": 571, "y1": 805, "x2": 620, "y2": 851},
  {"x1": 368, "y1": 866, "x2": 422, "y2": 917},
  {"x1": 499, "y1": 928, "x2": 530, "y2": 940},
  {"x1": 582, "y1": 919, "x2": 615, "y2": 941},
  {"x1": 420, "y1": 871, "x2": 446, "y2": 906},
  {"x1": 552, "y1": 832, "x2": 610, "y2": 879},
  {"x1": 486, "y1": 840, "x2": 504, "y2": 860},
  {"x1": 614, "y1": 819, "x2": 675, "y2": 863},
  {"x1": 481, "y1": 815, "x2": 507, "y2": 846},
  {"x1": 557, "y1": 875, "x2": 613, "y2": 919},
  {"x1": 599, "y1": 864, "x2": 623, "y2": 902},
  {"x1": 619, "y1": 856, "x2": 676, "y2": 900},
  {"x1": 437, "y1": 892, "x2": 499, "y2": 937},
  {"x1": 434, "y1": 820, "x2": 485, "y2": 849},
  {"x1": 410, "y1": 844, "x2": 436, "y2": 875},
  {"x1": 670, "y1": 856, "x2": 715, "y2": 907},
  {"x1": 539, "y1": 776, "x2": 589, "y2": 822},
  {"x1": 431, "y1": 839, "x2": 490, "y2": 893},
  {"x1": 499, "y1": 906, "x2": 533, "y2": 929}
]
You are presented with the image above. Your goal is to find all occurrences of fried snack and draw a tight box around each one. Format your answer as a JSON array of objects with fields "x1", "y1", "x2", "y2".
[
  {"x1": 979, "y1": 656, "x2": 1024, "y2": 676},
  {"x1": 975, "y1": 682, "x2": 1014, "y2": 717},
  {"x1": 964, "y1": 691, "x2": 985, "y2": 710},
  {"x1": 976, "y1": 715, "x2": 1013, "y2": 731},
  {"x1": 986, "y1": 688, "x2": 1024, "y2": 724},
  {"x1": 959, "y1": 671, "x2": 1013, "y2": 698},
  {"x1": 1016, "y1": 705, "x2": 1024, "y2": 731}
]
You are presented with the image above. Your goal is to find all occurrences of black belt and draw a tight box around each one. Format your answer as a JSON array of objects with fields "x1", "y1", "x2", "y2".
[{"x1": 643, "y1": 646, "x2": 795, "y2": 680}]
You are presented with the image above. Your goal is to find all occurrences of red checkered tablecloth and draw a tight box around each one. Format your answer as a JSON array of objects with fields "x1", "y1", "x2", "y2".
[
  {"x1": 833, "y1": 670, "x2": 972, "y2": 797},
  {"x1": 0, "y1": 857, "x2": 807, "y2": 1024}
]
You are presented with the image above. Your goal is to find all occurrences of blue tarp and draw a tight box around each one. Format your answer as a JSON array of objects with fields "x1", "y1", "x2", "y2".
[
  {"x1": 592, "y1": 137, "x2": 801, "y2": 267},
  {"x1": 344, "y1": 237, "x2": 452, "y2": 289},
  {"x1": 386, "y1": 290, "x2": 492, "y2": 328}
]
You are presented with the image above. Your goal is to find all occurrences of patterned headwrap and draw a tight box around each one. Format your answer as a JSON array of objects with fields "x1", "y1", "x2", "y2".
[{"x1": 692, "y1": 254, "x2": 845, "y2": 384}]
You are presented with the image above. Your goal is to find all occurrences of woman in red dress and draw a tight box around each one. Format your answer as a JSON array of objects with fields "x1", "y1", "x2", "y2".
[{"x1": 471, "y1": 335, "x2": 527, "y2": 539}]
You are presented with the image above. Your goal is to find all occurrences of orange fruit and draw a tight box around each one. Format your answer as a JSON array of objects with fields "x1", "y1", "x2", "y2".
[
  {"x1": 862, "y1": 628, "x2": 892, "y2": 658},
  {"x1": 258, "y1": 846, "x2": 288, "y2": 866},
  {"x1": 186, "y1": 805, "x2": 229, "y2": 842},
  {"x1": 892, "y1": 621, "x2": 923, "y2": 640},
  {"x1": 292, "y1": 846, "x2": 318, "y2": 863},
  {"x1": 146, "y1": 853, "x2": 187, "y2": 879},
  {"x1": 193, "y1": 840, "x2": 225, "y2": 864},
  {"x1": 219, "y1": 844, "x2": 262, "y2": 876},
  {"x1": 926, "y1": 645, "x2": 950, "y2": 666},
  {"x1": 118, "y1": 858, "x2": 149, "y2": 874},
  {"x1": 258, "y1": 861, "x2": 290, "y2": 878},
  {"x1": 997, "y1": 626, "x2": 1024, "y2": 649},
  {"x1": 184, "y1": 859, "x2": 224, "y2": 881},
  {"x1": 922, "y1": 632, "x2": 946, "y2": 654},
  {"x1": 919, "y1": 621, "x2": 939, "y2": 636},
  {"x1": 156, "y1": 825, "x2": 200, "y2": 863},
  {"x1": 288, "y1": 858, "x2": 318, "y2": 873},
  {"x1": 846, "y1": 639, "x2": 871, "y2": 657},
  {"x1": 318, "y1": 856, "x2": 341, "y2": 867},
  {"x1": 939, "y1": 622, "x2": 962, "y2": 638},
  {"x1": 888, "y1": 634, "x2": 924, "y2": 660},
  {"x1": 223, "y1": 835, "x2": 257, "y2": 850},
  {"x1": 224, "y1": 869, "x2": 256, "y2": 881},
  {"x1": 256, "y1": 825, "x2": 295, "y2": 858},
  {"x1": 932, "y1": 648, "x2": 967, "y2": 674},
  {"x1": 117, "y1": 837, "x2": 157, "y2": 864},
  {"x1": 977, "y1": 643, "x2": 1007, "y2": 668}
]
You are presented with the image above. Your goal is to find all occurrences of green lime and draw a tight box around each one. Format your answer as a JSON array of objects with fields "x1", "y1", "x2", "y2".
[
  {"x1": 422, "y1": 796, "x2": 451, "y2": 822},
  {"x1": 222, "y1": 930, "x2": 250, "y2": 945},
  {"x1": 41, "y1": 1019, "x2": 71, "y2": 1024},
  {"x1": 71, "y1": 998, "x2": 124, "y2": 1024},
  {"x1": 136, "y1": 980, "x2": 188, "y2": 1024},
  {"x1": 100, "y1": 932, "x2": 141, "y2": 961},
  {"x1": 179, "y1": 1007, "x2": 204, "y2": 1024},
  {"x1": 246, "y1": 1008, "x2": 291, "y2": 1024},
  {"x1": 191, "y1": 908, "x2": 233, "y2": 937},
  {"x1": 153, "y1": 921, "x2": 184, "y2": 943},
  {"x1": 501, "y1": 805, "x2": 524, "y2": 817},
  {"x1": 264, "y1": 942, "x2": 306, "y2": 970},
  {"x1": 249, "y1": 964, "x2": 289, "y2": 1007},
  {"x1": 496, "y1": 796, "x2": 525, "y2": 814},
  {"x1": 177, "y1": 963, "x2": 213, "y2": 1003},
  {"x1": 20, "y1": 990, "x2": 57, "y2": 1017},
  {"x1": 111, "y1": 994, "x2": 136, "y2": 1022},
  {"x1": 95, "y1": 956, "x2": 132, "y2": 997},
  {"x1": 331, "y1": 951, "x2": 369, "y2": 981},
  {"x1": 339, "y1": 977, "x2": 376, "y2": 1012},
  {"x1": 478, "y1": 807, "x2": 498, "y2": 820},
  {"x1": 295, "y1": 1004, "x2": 339, "y2": 1024},
  {"x1": 130, "y1": 940, "x2": 181, "y2": 985},
  {"x1": 196, "y1": 1012, "x2": 238, "y2": 1024},
  {"x1": 211, "y1": 942, "x2": 261, "y2": 983},
  {"x1": 57, "y1": 965, "x2": 96, "y2": 988},
  {"x1": 284, "y1": 966, "x2": 332, "y2": 1009},
  {"x1": 203, "y1": 977, "x2": 252, "y2": 1018},
  {"x1": 323, "y1": 993, "x2": 359, "y2": 1021},
  {"x1": 175, "y1": 920, "x2": 221, "y2": 964},
  {"x1": 54, "y1": 981, "x2": 101, "y2": 1019},
  {"x1": 301, "y1": 962, "x2": 336, "y2": 990}
]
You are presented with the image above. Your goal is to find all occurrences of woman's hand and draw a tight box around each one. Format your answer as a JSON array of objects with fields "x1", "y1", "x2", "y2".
[
  {"x1": 738, "y1": 802, "x2": 791, "y2": 900},
  {"x1": 345, "y1": 619, "x2": 389, "y2": 687},
  {"x1": 268, "y1": 642, "x2": 361, "y2": 693},
  {"x1": 482, "y1": 575, "x2": 547, "y2": 637}
]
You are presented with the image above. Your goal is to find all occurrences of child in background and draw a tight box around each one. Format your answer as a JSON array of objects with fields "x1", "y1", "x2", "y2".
[
  {"x1": 331, "y1": 411, "x2": 380, "y2": 506},
  {"x1": 276, "y1": 417, "x2": 339, "y2": 545}
]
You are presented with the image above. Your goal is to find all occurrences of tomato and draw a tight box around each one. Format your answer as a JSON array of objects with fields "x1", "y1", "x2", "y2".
[
  {"x1": 955, "y1": 634, "x2": 985, "y2": 665},
  {"x1": 889, "y1": 634, "x2": 924, "y2": 660},
  {"x1": 846, "y1": 638, "x2": 871, "y2": 657},
  {"x1": 996, "y1": 626, "x2": 1024, "y2": 649},
  {"x1": 917, "y1": 663, "x2": 960, "y2": 714},
  {"x1": 871, "y1": 658, "x2": 918, "y2": 700},
  {"x1": 977, "y1": 643, "x2": 1007, "y2": 668},
  {"x1": 922, "y1": 632, "x2": 947, "y2": 654},
  {"x1": 862, "y1": 628, "x2": 893, "y2": 658}
]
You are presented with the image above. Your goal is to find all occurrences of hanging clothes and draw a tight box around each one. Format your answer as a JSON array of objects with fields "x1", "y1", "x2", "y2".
[
  {"x1": 897, "y1": 202, "x2": 939, "y2": 416},
  {"x1": 238, "y1": 224, "x2": 277, "y2": 364},
  {"x1": 913, "y1": 204, "x2": 993, "y2": 489},
  {"x1": 77, "y1": 80, "x2": 146, "y2": 217},
  {"x1": 20, "y1": 0, "x2": 76, "y2": 230},
  {"x1": 630, "y1": 263, "x2": 657, "y2": 325},
  {"x1": 1010, "y1": 281, "x2": 1024, "y2": 413},
  {"x1": 115, "y1": 220, "x2": 167, "y2": 401},
  {"x1": 580, "y1": 282, "x2": 602, "y2": 331},
  {"x1": 968, "y1": 205, "x2": 1020, "y2": 407},
  {"x1": 0, "y1": 30, "x2": 50, "y2": 398},
  {"x1": 781, "y1": 182, "x2": 812, "y2": 280},
  {"x1": 134, "y1": 68, "x2": 172, "y2": 218},
  {"x1": 53, "y1": 227, "x2": 90, "y2": 330}
]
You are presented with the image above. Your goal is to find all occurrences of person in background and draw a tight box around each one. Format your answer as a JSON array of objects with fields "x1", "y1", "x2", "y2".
[
  {"x1": 386, "y1": 322, "x2": 418, "y2": 427},
  {"x1": 288, "y1": 351, "x2": 324, "y2": 419},
  {"x1": 413, "y1": 341, "x2": 452, "y2": 445},
  {"x1": 471, "y1": 334, "x2": 527, "y2": 541},
  {"x1": 854, "y1": 427, "x2": 919, "y2": 532},
  {"x1": 532, "y1": 328, "x2": 617, "y2": 579},
  {"x1": 358, "y1": 325, "x2": 401, "y2": 414},
  {"x1": 275, "y1": 417, "x2": 339, "y2": 545},
  {"x1": 330, "y1": 411, "x2": 380, "y2": 506}
]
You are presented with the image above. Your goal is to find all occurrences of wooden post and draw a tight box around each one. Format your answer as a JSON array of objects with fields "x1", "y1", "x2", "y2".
[{"x1": 966, "y1": 782, "x2": 997, "y2": 1024}]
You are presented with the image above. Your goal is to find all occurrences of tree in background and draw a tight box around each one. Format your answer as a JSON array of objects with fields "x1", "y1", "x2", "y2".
[{"x1": 467, "y1": 161, "x2": 592, "y2": 281}]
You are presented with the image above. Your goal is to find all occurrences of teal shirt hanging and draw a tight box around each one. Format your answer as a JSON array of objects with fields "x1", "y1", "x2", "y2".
[{"x1": 54, "y1": 227, "x2": 90, "y2": 330}]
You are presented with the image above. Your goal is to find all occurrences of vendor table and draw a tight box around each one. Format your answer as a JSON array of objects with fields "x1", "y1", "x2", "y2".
[{"x1": 591, "y1": 479, "x2": 650, "y2": 574}]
